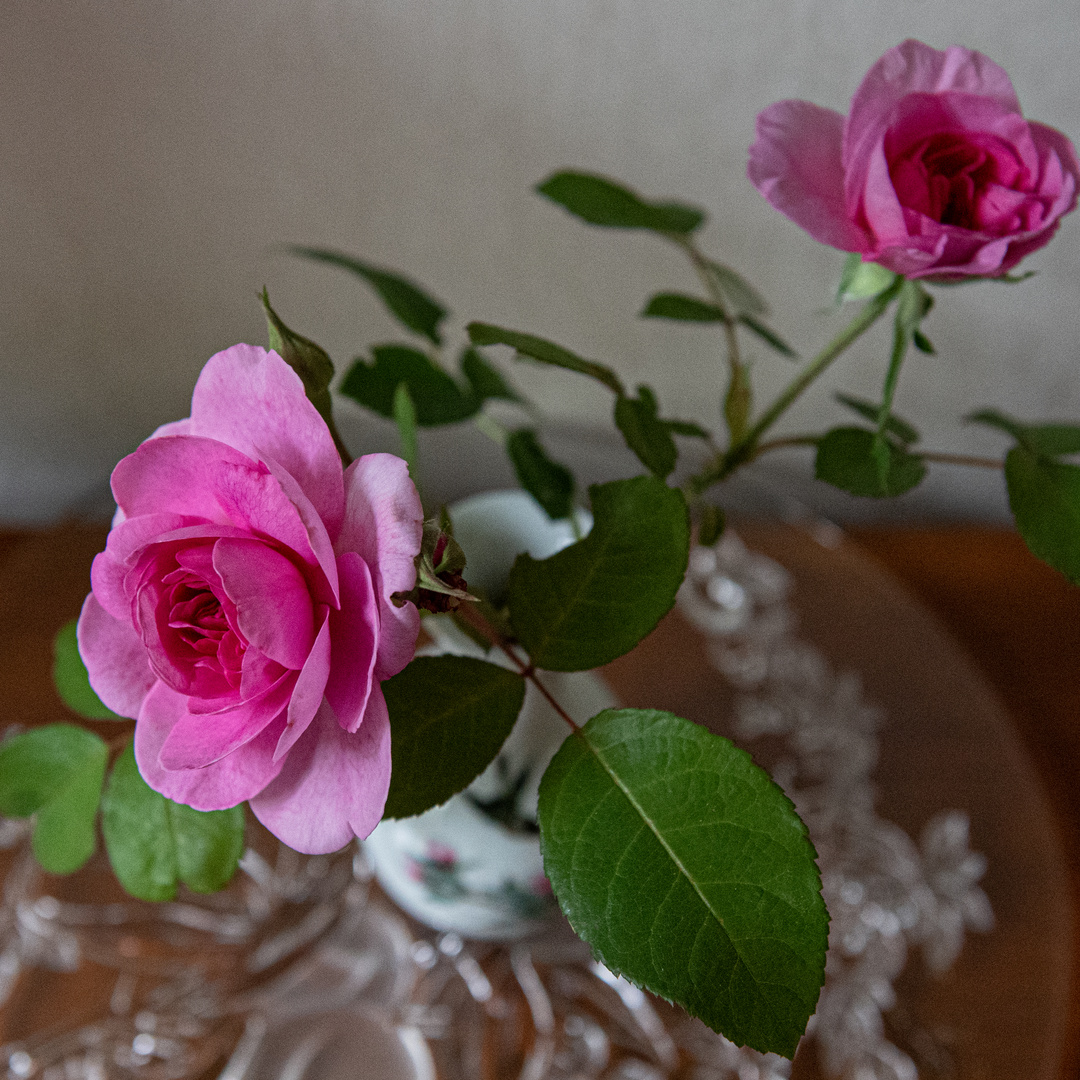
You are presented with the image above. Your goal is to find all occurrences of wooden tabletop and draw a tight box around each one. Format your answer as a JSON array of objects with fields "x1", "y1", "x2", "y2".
[{"x1": 1, "y1": 523, "x2": 1078, "y2": 1077}]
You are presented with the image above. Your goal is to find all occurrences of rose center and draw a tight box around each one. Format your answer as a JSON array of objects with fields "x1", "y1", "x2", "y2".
[
  {"x1": 161, "y1": 567, "x2": 246, "y2": 689},
  {"x1": 889, "y1": 131, "x2": 1034, "y2": 232}
]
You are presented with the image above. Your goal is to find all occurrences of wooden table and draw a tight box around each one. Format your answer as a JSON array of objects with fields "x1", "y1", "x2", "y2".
[{"x1": 2, "y1": 523, "x2": 1078, "y2": 1077}]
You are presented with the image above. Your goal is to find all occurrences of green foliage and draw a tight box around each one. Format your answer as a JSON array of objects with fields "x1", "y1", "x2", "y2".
[
  {"x1": 341, "y1": 345, "x2": 477, "y2": 425},
  {"x1": 101, "y1": 744, "x2": 245, "y2": 901},
  {"x1": 707, "y1": 262, "x2": 770, "y2": 317},
  {"x1": 1004, "y1": 448, "x2": 1080, "y2": 584},
  {"x1": 261, "y1": 289, "x2": 336, "y2": 429},
  {"x1": 460, "y1": 347, "x2": 520, "y2": 404},
  {"x1": 392, "y1": 383, "x2": 419, "y2": 478},
  {"x1": 506, "y1": 429, "x2": 576, "y2": 520},
  {"x1": 382, "y1": 656, "x2": 527, "y2": 818},
  {"x1": 835, "y1": 394, "x2": 919, "y2": 445},
  {"x1": 536, "y1": 171, "x2": 704, "y2": 235},
  {"x1": 697, "y1": 504, "x2": 726, "y2": 547},
  {"x1": 0, "y1": 725, "x2": 108, "y2": 874},
  {"x1": 664, "y1": 419, "x2": 711, "y2": 439},
  {"x1": 815, "y1": 427, "x2": 926, "y2": 497},
  {"x1": 538, "y1": 708, "x2": 827, "y2": 1057},
  {"x1": 291, "y1": 247, "x2": 447, "y2": 345},
  {"x1": 836, "y1": 254, "x2": 898, "y2": 302},
  {"x1": 467, "y1": 323, "x2": 625, "y2": 395},
  {"x1": 737, "y1": 314, "x2": 797, "y2": 358},
  {"x1": 508, "y1": 477, "x2": 689, "y2": 670},
  {"x1": 969, "y1": 409, "x2": 1080, "y2": 458},
  {"x1": 53, "y1": 620, "x2": 125, "y2": 720},
  {"x1": 614, "y1": 387, "x2": 678, "y2": 479},
  {"x1": 640, "y1": 293, "x2": 726, "y2": 322}
]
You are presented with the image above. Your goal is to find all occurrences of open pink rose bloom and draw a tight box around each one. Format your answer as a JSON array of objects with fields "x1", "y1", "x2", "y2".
[
  {"x1": 78, "y1": 345, "x2": 424, "y2": 853},
  {"x1": 748, "y1": 39, "x2": 1079, "y2": 278}
]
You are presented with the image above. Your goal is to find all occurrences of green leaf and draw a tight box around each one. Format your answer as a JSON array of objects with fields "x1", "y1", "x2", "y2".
[
  {"x1": 382, "y1": 656, "x2": 527, "y2": 818},
  {"x1": 508, "y1": 476, "x2": 689, "y2": 670},
  {"x1": 837, "y1": 254, "x2": 897, "y2": 302},
  {"x1": 737, "y1": 314, "x2": 798, "y2": 358},
  {"x1": 460, "y1": 347, "x2": 521, "y2": 404},
  {"x1": 835, "y1": 394, "x2": 919, "y2": 444},
  {"x1": 536, "y1": 171, "x2": 704, "y2": 235},
  {"x1": 392, "y1": 383, "x2": 419, "y2": 478},
  {"x1": 261, "y1": 289, "x2": 336, "y2": 427},
  {"x1": 538, "y1": 708, "x2": 827, "y2": 1057},
  {"x1": 1005, "y1": 447, "x2": 1080, "y2": 583},
  {"x1": 102, "y1": 744, "x2": 245, "y2": 901},
  {"x1": 506, "y1": 429, "x2": 576, "y2": 520},
  {"x1": 664, "y1": 419, "x2": 711, "y2": 439},
  {"x1": 707, "y1": 262, "x2": 770, "y2": 317},
  {"x1": 467, "y1": 323, "x2": 624, "y2": 395},
  {"x1": 697, "y1": 503, "x2": 726, "y2": 547},
  {"x1": 912, "y1": 329, "x2": 935, "y2": 355},
  {"x1": 0, "y1": 724, "x2": 107, "y2": 874},
  {"x1": 968, "y1": 409, "x2": 1080, "y2": 458},
  {"x1": 53, "y1": 620, "x2": 125, "y2": 720},
  {"x1": 614, "y1": 387, "x2": 678, "y2": 479},
  {"x1": 290, "y1": 247, "x2": 447, "y2": 345},
  {"x1": 640, "y1": 293, "x2": 726, "y2": 323},
  {"x1": 815, "y1": 427, "x2": 926, "y2": 497},
  {"x1": 340, "y1": 345, "x2": 478, "y2": 426}
]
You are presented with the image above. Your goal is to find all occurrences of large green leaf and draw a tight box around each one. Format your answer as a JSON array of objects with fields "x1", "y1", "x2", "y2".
[
  {"x1": 53, "y1": 619, "x2": 125, "y2": 720},
  {"x1": 101, "y1": 745, "x2": 245, "y2": 901},
  {"x1": 538, "y1": 708, "x2": 827, "y2": 1057},
  {"x1": 1005, "y1": 447, "x2": 1080, "y2": 583},
  {"x1": 506, "y1": 429, "x2": 576, "y2": 520},
  {"x1": 290, "y1": 247, "x2": 446, "y2": 345},
  {"x1": 261, "y1": 289, "x2": 336, "y2": 428},
  {"x1": 382, "y1": 656, "x2": 527, "y2": 818},
  {"x1": 341, "y1": 345, "x2": 478, "y2": 426},
  {"x1": 508, "y1": 476, "x2": 689, "y2": 670},
  {"x1": 613, "y1": 387, "x2": 678, "y2": 479},
  {"x1": 815, "y1": 427, "x2": 926, "y2": 498},
  {"x1": 467, "y1": 323, "x2": 624, "y2": 395},
  {"x1": 0, "y1": 724, "x2": 108, "y2": 874},
  {"x1": 969, "y1": 409, "x2": 1080, "y2": 458},
  {"x1": 536, "y1": 172, "x2": 704, "y2": 235}
]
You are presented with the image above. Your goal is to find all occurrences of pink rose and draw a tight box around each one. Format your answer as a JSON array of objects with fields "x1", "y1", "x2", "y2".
[
  {"x1": 78, "y1": 344, "x2": 423, "y2": 853},
  {"x1": 748, "y1": 39, "x2": 1079, "y2": 278}
]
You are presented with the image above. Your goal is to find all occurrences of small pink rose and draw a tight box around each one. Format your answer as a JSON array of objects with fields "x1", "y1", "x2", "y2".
[
  {"x1": 78, "y1": 344, "x2": 424, "y2": 854},
  {"x1": 748, "y1": 39, "x2": 1079, "y2": 278}
]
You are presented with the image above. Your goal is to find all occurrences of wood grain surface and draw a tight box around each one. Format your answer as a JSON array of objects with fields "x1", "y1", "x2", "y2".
[{"x1": 1, "y1": 523, "x2": 1077, "y2": 1078}]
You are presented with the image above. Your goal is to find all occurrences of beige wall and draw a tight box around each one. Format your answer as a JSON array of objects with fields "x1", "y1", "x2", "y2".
[{"x1": 2, "y1": 0, "x2": 1078, "y2": 523}]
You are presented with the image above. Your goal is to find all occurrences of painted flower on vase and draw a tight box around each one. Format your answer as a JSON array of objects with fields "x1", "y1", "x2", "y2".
[
  {"x1": 748, "y1": 39, "x2": 1079, "y2": 278},
  {"x1": 77, "y1": 344, "x2": 424, "y2": 854}
]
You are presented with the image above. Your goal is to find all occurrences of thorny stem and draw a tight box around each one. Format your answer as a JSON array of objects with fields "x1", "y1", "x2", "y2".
[{"x1": 453, "y1": 604, "x2": 581, "y2": 733}]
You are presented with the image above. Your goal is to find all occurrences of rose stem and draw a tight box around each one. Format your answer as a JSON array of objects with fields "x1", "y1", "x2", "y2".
[
  {"x1": 452, "y1": 603, "x2": 581, "y2": 733},
  {"x1": 688, "y1": 277, "x2": 905, "y2": 495},
  {"x1": 672, "y1": 235, "x2": 746, "y2": 440}
]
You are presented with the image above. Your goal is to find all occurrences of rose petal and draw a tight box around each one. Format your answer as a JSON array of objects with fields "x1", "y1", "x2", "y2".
[
  {"x1": 189, "y1": 344, "x2": 344, "y2": 539},
  {"x1": 324, "y1": 552, "x2": 378, "y2": 734},
  {"x1": 158, "y1": 671, "x2": 295, "y2": 770},
  {"x1": 337, "y1": 454, "x2": 423, "y2": 680},
  {"x1": 748, "y1": 100, "x2": 871, "y2": 253},
  {"x1": 135, "y1": 681, "x2": 286, "y2": 810},
  {"x1": 275, "y1": 611, "x2": 333, "y2": 762},
  {"x1": 249, "y1": 697, "x2": 391, "y2": 853},
  {"x1": 212, "y1": 538, "x2": 315, "y2": 669},
  {"x1": 77, "y1": 593, "x2": 157, "y2": 719}
]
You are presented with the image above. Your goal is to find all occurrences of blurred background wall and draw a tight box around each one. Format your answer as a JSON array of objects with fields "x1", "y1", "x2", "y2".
[{"x1": 2, "y1": 0, "x2": 1078, "y2": 525}]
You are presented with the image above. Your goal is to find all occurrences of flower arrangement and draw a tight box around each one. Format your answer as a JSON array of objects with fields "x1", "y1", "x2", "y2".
[{"x1": 1, "y1": 40, "x2": 1077, "y2": 1061}]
